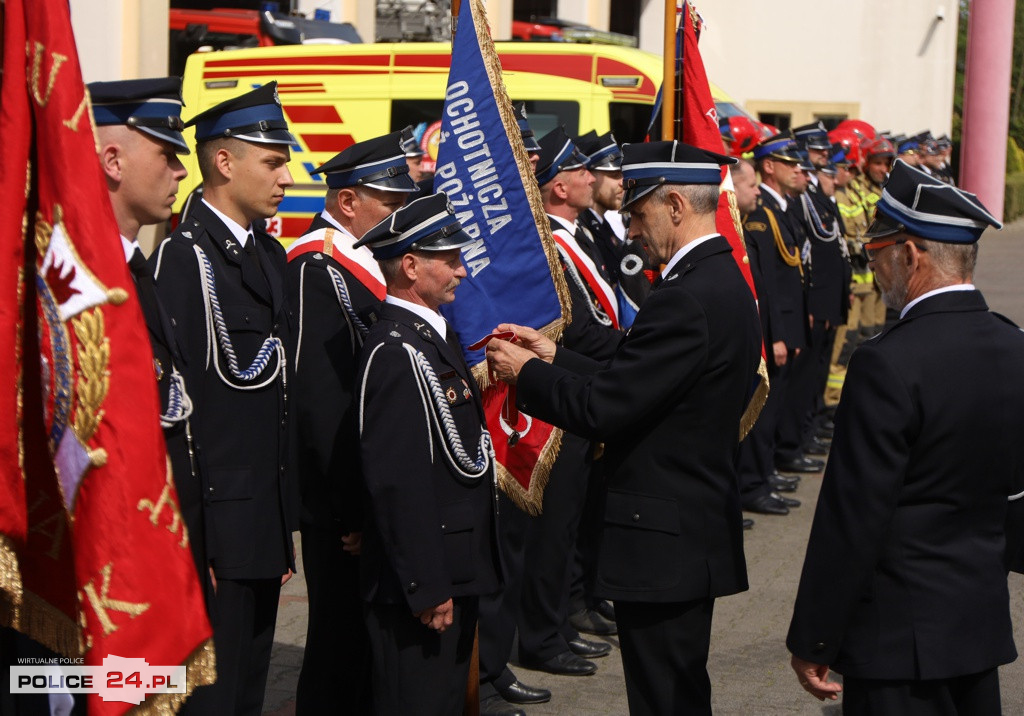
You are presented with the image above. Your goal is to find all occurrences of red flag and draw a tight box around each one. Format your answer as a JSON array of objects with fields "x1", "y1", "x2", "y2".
[
  {"x1": 678, "y1": 1, "x2": 768, "y2": 435},
  {"x1": 677, "y1": 1, "x2": 757, "y2": 299},
  {"x1": 0, "y1": 0, "x2": 32, "y2": 611},
  {"x1": 1, "y1": 0, "x2": 215, "y2": 712}
]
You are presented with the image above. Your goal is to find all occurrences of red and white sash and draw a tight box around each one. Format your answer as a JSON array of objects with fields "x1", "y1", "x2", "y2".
[
  {"x1": 551, "y1": 227, "x2": 620, "y2": 330},
  {"x1": 287, "y1": 226, "x2": 387, "y2": 300}
]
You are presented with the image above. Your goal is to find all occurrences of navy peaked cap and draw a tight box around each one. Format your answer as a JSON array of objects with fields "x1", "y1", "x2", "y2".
[
  {"x1": 620, "y1": 140, "x2": 734, "y2": 210},
  {"x1": 354, "y1": 192, "x2": 474, "y2": 260},
  {"x1": 401, "y1": 125, "x2": 426, "y2": 158},
  {"x1": 514, "y1": 102, "x2": 541, "y2": 153},
  {"x1": 535, "y1": 127, "x2": 589, "y2": 186},
  {"x1": 576, "y1": 130, "x2": 622, "y2": 172},
  {"x1": 793, "y1": 120, "x2": 831, "y2": 150},
  {"x1": 311, "y1": 131, "x2": 418, "y2": 192},
  {"x1": 865, "y1": 159, "x2": 1001, "y2": 243},
  {"x1": 796, "y1": 149, "x2": 815, "y2": 172},
  {"x1": 88, "y1": 77, "x2": 189, "y2": 154},
  {"x1": 753, "y1": 131, "x2": 802, "y2": 162},
  {"x1": 186, "y1": 82, "x2": 297, "y2": 146}
]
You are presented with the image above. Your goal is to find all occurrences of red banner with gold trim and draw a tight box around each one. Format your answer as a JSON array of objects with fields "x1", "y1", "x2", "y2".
[
  {"x1": 0, "y1": 0, "x2": 215, "y2": 712},
  {"x1": 679, "y1": 1, "x2": 769, "y2": 436}
]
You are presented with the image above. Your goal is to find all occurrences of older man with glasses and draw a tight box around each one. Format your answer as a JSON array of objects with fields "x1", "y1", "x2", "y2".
[{"x1": 788, "y1": 159, "x2": 1024, "y2": 715}]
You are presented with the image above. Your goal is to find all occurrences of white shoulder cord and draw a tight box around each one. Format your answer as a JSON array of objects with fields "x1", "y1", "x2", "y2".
[
  {"x1": 193, "y1": 244, "x2": 285, "y2": 391},
  {"x1": 360, "y1": 341, "x2": 434, "y2": 464},
  {"x1": 144, "y1": 241, "x2": 196, "y2": 428},
  {"x1": 801, "y1": 193, "x2": 839, "y2": 242},
  {"x1": 555, "y1": 244, "x2": 614, "y2": 327},
  {"x1": 359, "y1": 340, "x2": 493, "y2": 481},
  {"x1": 327, "y1": 264, "x2": 369, "y2": 342},
  {"x1": 160, "y1": 367, "x2": 194, "y2": 428}
]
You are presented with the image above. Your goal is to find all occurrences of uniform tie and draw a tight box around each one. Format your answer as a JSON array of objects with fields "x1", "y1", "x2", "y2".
[
  {"x1": 244, "y1": 232, "x2": 266, "y2": 274},
  {"x1": 129, "y1": 247, "x2": 150, "y2": 281}
]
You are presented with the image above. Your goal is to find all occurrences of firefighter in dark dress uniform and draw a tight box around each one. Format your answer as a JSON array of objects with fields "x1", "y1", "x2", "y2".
[
  {"x1": 286, "y1": 131, "x2": 418, "y2": 715},
  {"x1": 149, "y1": 82, "x2": 298, "y2": 716},
  {"x1": 354, "y1": 193, "x2": 503, "y2": 716}
]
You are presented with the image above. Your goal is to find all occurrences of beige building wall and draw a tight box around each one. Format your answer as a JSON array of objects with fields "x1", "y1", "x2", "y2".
[
  {"x1": 632, "y1": 0, "x2": 958, "y2": 136},
  {"x1": 558, "y1": 0, "x2": 610, "y2": 31},
  {"x1": 69, "y1": 0, "x2": 168, "y2": 83}
]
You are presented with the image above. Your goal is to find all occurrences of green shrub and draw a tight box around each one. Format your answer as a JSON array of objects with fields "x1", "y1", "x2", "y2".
[
  {"x1": 1005, "y1": 172, "x2": 1024, "y2": 223},
  {"x1": 1008, "y1": 137, "x2": 1024, "y2": 174}
]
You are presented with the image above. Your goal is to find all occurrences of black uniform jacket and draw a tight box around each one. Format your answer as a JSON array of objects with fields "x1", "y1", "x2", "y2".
[
  {"x1": 743, "y1": 192, "x2": 808, "y2": 351},
  {"x1": 802, "y1": 183, "x2": 851, "y2": 326},
  {"x1": 356, "y1": 302, "x2": 502, "y2": 613},
  {"x1": 787, "y1": 290, "x2": 1024, "y2": 680},
  {"x1": 287, "y1": 214, "x2": 379, "y2": 534},
  {"x1": 517, "y1": 236, "x2": 761, "y2": 603},
  {"x1": 150, "y1": 200, "x2": 298, "y2": 580}
]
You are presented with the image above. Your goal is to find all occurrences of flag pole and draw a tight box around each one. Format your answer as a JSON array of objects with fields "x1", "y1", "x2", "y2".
[
  {"x1": 450, "y1": 13, "x2": 479, "y2": 715},
  {"x1": 661, "y1": 0, "x2": 677, "y2": 140},
  {"x1": 451, "y1": 0, "x2": 462, "y2": 40}
]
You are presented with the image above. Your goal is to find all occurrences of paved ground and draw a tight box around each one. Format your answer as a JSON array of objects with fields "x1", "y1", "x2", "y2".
[{"x1": 263, "y1": 220, "x2": 1024, "y2": 715}]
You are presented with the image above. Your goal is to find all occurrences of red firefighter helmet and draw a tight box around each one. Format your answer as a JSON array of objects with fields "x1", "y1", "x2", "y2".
[
  {"x1": 829, "y1": 128, "x2": 864, "y2": 166},
  {"x1": 721, "y1": 116, "x2": 761, "y2": 157},
  {"x1": 863, "y1": 136, "x2": 896, "y2": 159},
  {"x1": 835, "y1": 119, "x2": 877, "y2": 141}
]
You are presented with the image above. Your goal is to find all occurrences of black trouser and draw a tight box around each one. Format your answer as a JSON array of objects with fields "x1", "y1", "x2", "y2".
[
  {"x1": 365, "y1": 597, "x2": 478, "y2": 716},
  {"x1": 738, "y1": 354, "x2": 792, "y2": 498},
  {"x1": 517, "y1": 432, "x2": 591, "y2": 662},
  {"x1": 478, "y1": 491, "x2": 530, "y2": 697},
  {"x1": 842, "y1": 668, "x2": 1000, "y2": 716},
  {"x1": 808, "y1": 324, "x2": 838, "y2": 432},
  {"x1": 776, "y1": 324, "x2": 828, "y2": 462},
  {"x1": 615, "y1": 598, "x2": 715, "y2": 716},
  {"x1": 295, "y1": 525, "x2": 372, "y2": 715},
  {"x1": 180, "y1": 577, "x2": 280, "y2": 716},
  {"x1": 569, "y1": 456, "x2": 607, "y2": 613}
]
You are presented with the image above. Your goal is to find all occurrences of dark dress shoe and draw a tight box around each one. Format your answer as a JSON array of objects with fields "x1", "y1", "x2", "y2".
[
  {"x1": 481, "y1": 694, "x2": 527, "y2": 716},
  {"x1": 522, "y1": 651, "x2": 597, "y2": 676},
  {"x1": 593, "y1": 599, "x2": 616, "y2": 623},
  {"x1": 804, "y1": 440, "x2": 829, "y2": 456},
  {"x1": 742, "y1": 494, "x2": 789, "y2": 515},
  {"x1": 776, "y1": 455, "x2": 825, "y2": 474},
  {"x1": 569, "y1": 607, "x2": 617, "y2": 635},
  {"x1": 568, "y1": 636, "x2": 611, "y2": 658},
  {"x1": 768, "y1": 474, "x2": 798, "y2": 492},
  {"x1": 770, "y1": 491, "x2": 801, "y2": 508},
  {"x1": 771, "y1": 470, "x2": 800, "y2": 484},
  {"x1": 496, "y1": 680, "x2": 551, "y2": 705},
  {"x1": 743, "y1": 518, "x2": 755, "y2": 530}
]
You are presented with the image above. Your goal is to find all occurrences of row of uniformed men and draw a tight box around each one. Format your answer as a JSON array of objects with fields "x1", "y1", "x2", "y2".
[
  {"x1": 714, "y1": 119, "x2": 953, "y2": 519},
  {"x1": 84, "y1": 73, "x2": 671, "y2": 716}
]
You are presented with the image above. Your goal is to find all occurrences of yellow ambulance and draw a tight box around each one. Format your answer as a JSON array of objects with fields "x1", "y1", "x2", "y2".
[{"x1": 177, "y1": 41, "x2": 749, "y2": 242}]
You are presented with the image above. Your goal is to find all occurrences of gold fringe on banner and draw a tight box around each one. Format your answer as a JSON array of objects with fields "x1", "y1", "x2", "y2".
[
  {"x1": 0, "y1": 534, "x2": 24, "y2": 615},
  {"x1": 2, "y1": 589, "x2": 83, "y2": 658},
  {"x1": 131, "y1": 637, "x2": 216, "y2": 716},
  {"x1": 496, "y1": 427, "x2": 563, "y2": 516},
  {"x1": 467, "y1": 0, "x2": 570, "y2": 346},
  {"x1": 739, "y1": 356, "x2": 770, "y2": 441}
]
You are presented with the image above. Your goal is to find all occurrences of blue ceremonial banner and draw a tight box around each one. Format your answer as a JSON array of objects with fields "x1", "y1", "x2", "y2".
[
  {"x1": 435, "y1": 0, "x2": 568, "y2": 515},
  {"x1": 436, "y1": 0, "x2": 568, "y2": 373}
]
